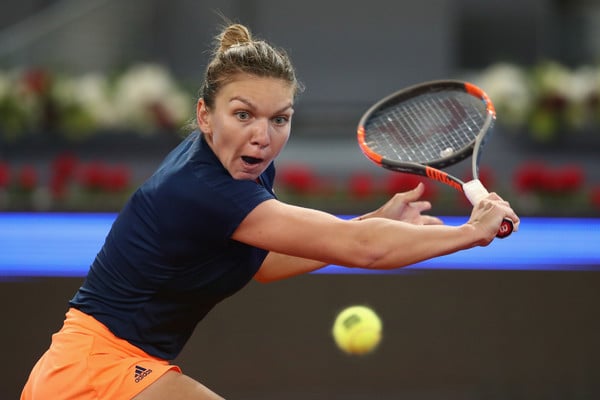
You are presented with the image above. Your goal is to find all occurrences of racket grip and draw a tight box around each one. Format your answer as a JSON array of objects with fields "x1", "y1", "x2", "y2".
[
  {"x1": 462, "y1": 179, "x2": 489, "y2": 205},
  {"x1": 497, "y1": 218, "x2": 514, "y2": 239},
  {"x1": 463, "y1": 179, "x2": 513, "y2": 239}
]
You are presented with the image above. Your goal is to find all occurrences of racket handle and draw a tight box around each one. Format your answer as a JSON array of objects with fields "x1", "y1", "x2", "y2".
[
  {"x1": 497, "y1": 218, "x2": 514, "y2": 239},
  {"x1": 463, "y1": 179, "x2": 513, "y2": 239}
]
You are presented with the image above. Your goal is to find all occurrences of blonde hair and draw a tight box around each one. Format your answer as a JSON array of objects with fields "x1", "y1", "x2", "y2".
[{"x1": 200, "y1": 23, "x2": 303, "y2": 109}]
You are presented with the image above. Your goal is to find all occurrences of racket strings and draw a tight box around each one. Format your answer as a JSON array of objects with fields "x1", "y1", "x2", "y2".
[{"x1": 364, "y1": 91, "x2": 486, "y2": 164}]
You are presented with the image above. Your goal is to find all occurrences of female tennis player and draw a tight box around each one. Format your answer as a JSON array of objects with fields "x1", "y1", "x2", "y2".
[{"x1": 21, "y1": 22, "x2": 519, "y2": 399}]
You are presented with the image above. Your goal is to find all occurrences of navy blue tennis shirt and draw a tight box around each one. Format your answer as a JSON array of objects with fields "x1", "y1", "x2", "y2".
[{"x1": 70, "y1": 131, "x2": 276, "y2": 360}]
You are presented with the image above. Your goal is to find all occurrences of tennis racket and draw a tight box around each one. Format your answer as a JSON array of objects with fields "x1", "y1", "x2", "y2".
[{"x1": 357, "y1": 79, "x2": 513, "y2": 238}]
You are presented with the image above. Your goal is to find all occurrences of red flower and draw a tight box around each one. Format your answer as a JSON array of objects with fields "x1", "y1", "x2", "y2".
[
  {"x1": 555, "y1": 164, "x2": 584, "y2": 193},
  {"x1": 104, "y1": 165, "x2": 131, "y2": 192},
  {"x1": 18, "y1": 165, "x2": 38, "y2": 190},
  {"x1": 348, "y1": 173, "x2": 375, "y2": 199},
  {"x1": 0, "y1": 162, "x2": 10, "y2": 188},
  {"x1": 79, "y1": 161, "x2": 107, "y2": 190},
  {"x1": 539, "y1": 170, "x2": 563, "y2": 193},
  {"x1": 49, "y1": 174, "x2": 68, "y2": 199},
  {"x1": 513, "y1": 161, "x2": 548, "y2": 193},
  {"x1": 385, "y1": 173, "x2": 419, "y2": 193},
  {"x1": 514, "y1": 161, "x2": 585, "y2": 194},
  {"x1": 384, "y1": 172, "x2": 437, "y2": 199},
  {"x1": 278, "y1": 164, "x2": 317, "y2": 194},
  {"x1": 48, "y1": 153, "x2": 79, "y2": 200},
  {"x1": 537, "y1": 164, "x2": 584, "y2": 194},
  {"x1": 52, "y1": 152, "x2": 79, "y2": 180},
  {"x1": 591, "y1": 187, "x2": 600, "y2": 210},
  {"x1": 22, "y1": 68, "x2": 51, "y2": 95}
]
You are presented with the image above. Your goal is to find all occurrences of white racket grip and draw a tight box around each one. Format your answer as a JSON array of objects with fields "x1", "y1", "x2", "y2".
[{"x1": 462, "y1": 179, "x2": 489, "y2": 206}]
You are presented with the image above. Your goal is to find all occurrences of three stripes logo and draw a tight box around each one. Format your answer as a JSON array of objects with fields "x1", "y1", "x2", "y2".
[{"x1": 134, "y1": 365, "x2": 153, "y2": 383}]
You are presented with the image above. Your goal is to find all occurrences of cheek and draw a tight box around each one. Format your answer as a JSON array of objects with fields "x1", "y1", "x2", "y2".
[
  {"x1": 211, "y1": 133, "x2": 233, "y2": 157},
  {"x1": 275, "y1": 128, "x2": 291, "y2": 146},
  {"x1": 208, "y1": 118, "x2": 233, "y2": 145},
  {"x1": 270, "y1": 130, "x2": 290, "y2": 156}
]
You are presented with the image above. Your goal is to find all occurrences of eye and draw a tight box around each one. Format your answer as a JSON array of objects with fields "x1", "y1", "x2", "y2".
[
  {"x1": 272, "y1": 115, "x2": 290, "y2": 126},
  {"x1": 235, "y1": 111, "x2": 251, "y2": 121}
]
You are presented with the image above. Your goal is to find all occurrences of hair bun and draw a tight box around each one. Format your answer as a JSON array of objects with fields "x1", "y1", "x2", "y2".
[{"x1": 218, "y1": 24, "x2": 252, "y2": 53}]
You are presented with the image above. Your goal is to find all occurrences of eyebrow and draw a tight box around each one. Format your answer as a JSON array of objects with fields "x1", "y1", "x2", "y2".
[{"x1": 230, "y1": 96, "x2": 294, "y2": 114}]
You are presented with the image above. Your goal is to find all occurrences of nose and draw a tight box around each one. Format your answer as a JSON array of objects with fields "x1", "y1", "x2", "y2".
[{"x1": 250, "y1": 118, "x2": 270, "y2": 148}]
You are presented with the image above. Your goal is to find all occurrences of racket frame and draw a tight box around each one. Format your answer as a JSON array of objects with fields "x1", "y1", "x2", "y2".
[
  {"x1": 358, "y1": 80, "x2": 496, "y2": 193},
  {"x1": 357, "y1": 79, "x2": 513, "y2": 238}
]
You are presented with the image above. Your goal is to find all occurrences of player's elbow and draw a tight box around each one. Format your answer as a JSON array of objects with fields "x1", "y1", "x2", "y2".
[
  {"x1": 253, "y1": 276, "x2": 272, "y2": 284},
  {"x1": 253, "y1": 268, "x2": 276, "y2": 284},
  {"x1": 333, "y1": 221, "x2": 393, "y2": 270},
  {"x1": 354, "y1": 251, "x2": 388, "y2": 270},
  {"x1": 344, "y1": 239, "x2": 390, "y2": 270}
]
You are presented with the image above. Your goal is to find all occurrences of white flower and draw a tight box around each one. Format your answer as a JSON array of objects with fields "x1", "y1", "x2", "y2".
[
  {"x1": 535, "y1": 62, "x2": 571, "y2": 95},
  {"x1": 74, "y1": 73, "x2": 118, "y2": 128},
  {"x1": 159, "y1": 90, "x2": 192, "y2": 126},
  {"x1": 564, "y1": 66, "x2": 599, "y2": 128},
  {"x1": 112, "y1": 64, "x2": 191, "y2": 133},
  {"x1": 0, "y1": 71, "x2": 10, "y2": 98},
  {"x1": 567, "y1": 66, "x2": 598, "y2": 103},
  {"x1": 474, "y1": 63, "x2": 533, "y2": 126}
]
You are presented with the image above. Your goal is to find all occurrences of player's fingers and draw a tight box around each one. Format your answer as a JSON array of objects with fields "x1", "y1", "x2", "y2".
[
  {"x1": 409, "y1": 200, "x2": 432, "y2": 213},
  {"x1": 488, "y1": 195, "x2": 520, "y2": 232},
  {"x1": 502, "y1": 206, "x2": 520, "y2": 232},
  {"x1": 487, "y1": 192, "x2": 512, "y2": 207},
  {"x1": 481, "y1": 198, "x2": 520, "y2": 233},
  {"x1": 398, "y1": 182, "x2": 424, "y2": 203},
  {"x1": 419, "y1": 215, "x2": 444, "y2": 225}
]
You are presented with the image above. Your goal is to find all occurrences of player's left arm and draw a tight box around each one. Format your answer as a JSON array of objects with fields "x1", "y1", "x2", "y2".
[
  {"x1": 254, "y1": 252, "x2": 327, "y2": 283},
  {"x1": 254, "y1": 183, "x2": 442, "y2": 283}
]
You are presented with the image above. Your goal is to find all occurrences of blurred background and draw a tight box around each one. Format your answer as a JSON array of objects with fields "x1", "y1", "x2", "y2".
[
  {"x1": 1, "y1": 0, "x2": 600, "y2": 399},
  {"x1": 0, "y1": 0, "x2": 599, "y2": 215}
]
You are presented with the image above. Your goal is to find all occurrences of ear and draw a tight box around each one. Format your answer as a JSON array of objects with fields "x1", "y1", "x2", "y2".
[{"x1": 196, "y1": 98, "x2": 212, "y2": 134}]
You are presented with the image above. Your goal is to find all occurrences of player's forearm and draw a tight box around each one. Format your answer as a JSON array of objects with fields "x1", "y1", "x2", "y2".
[
  {"x1": 255, "y1": 220, "x2": 479, "y2": 280},
  {"x1": 354, "y1": 218, "x2": 480, "y2": 270}
]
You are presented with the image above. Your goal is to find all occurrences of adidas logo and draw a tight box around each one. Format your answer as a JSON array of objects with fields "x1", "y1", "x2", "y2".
[{"x1": 134, "y1": 365, "x2": 153, "y2": 383}]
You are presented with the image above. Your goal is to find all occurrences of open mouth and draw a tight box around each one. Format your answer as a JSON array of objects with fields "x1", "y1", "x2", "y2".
[{"x1": 241, "y1": 155, "x2": 263, "y2": 165}]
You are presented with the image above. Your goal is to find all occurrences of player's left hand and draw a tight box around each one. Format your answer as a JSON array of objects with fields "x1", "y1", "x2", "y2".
[{"x1": 358, "y1": 183, "x2": 443, "y2": 225}]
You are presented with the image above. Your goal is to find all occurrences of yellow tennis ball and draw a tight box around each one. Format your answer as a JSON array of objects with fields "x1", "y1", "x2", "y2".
[{"x1": 332, "y1": 305, "x2": 382, "y2": 355}]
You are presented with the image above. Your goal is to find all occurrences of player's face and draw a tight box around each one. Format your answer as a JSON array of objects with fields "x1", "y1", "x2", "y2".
[{"x1": 197, "y1": 73, "x2": 294, "y2": 180}]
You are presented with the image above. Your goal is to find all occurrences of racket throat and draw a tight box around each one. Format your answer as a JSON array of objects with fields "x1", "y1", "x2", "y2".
[{"x1": 425, "y1": 167, "x2": 462, "y2": 191}]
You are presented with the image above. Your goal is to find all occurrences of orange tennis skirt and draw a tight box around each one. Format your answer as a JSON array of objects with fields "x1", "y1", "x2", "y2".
[{"x1": 21, "y1": 308, "x2": 181, "y2": 400}]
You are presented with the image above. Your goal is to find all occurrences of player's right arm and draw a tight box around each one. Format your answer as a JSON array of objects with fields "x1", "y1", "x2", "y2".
[
  {"x1": 235, "y1": 192, "x2": 516, "y2": 281},
  {"x1": 253, "y1": 183, "x2": 442, "y2": 283}
]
